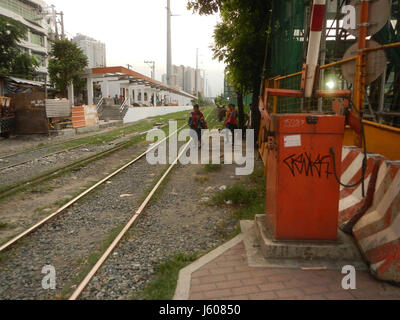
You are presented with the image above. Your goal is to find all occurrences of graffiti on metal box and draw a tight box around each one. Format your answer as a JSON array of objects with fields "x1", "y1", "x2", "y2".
[{"x1": 283, "y1": 153, "x2": 333, "y2": 179}]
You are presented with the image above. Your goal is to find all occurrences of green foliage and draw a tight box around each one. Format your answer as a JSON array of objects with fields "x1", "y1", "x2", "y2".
[
  {"x1": 193, "y1": 92, "x2": 214, "y2": 106},
  {"x1": 132, "y1": 253, "x2": 200, "y2": 300},
  {"x1": 215, "y1": 93, "x2": 228, "y2": 106},
  {"x1": 204, "y1": 163, "x2": 222, "y2": 173},
  {"x1": 212, "y1": 184, "x2": 258, "y2": 206},
  {"x1": 189, "y1": 0, "x2": 272, "y2": 135},
  {"x1": 0, "y1": 17, "x2": 39, "y2": 78},
  {"x1": 211, "y1": 166, "x2": 266, "y2": 221},
  {"x1": 48, "y1": 40, "x2": 88, "y2": 95},
  {"x1": 187, "y1": 0, "x2": 224, "y2": 15},
  {"x1": 213, "y1": 0, "x2": 271, "y2": 94}
]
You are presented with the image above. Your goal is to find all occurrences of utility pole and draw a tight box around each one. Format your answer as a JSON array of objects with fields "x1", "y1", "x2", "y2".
[
  {"x1": 52, "y1": 5, "x2": 59, "y2": 40},
  {"x1": 195, "y1": 48, "x2": 199, "y2": 98},
  {"x1": 144, "y1": 61, "x2": 156, "y2": 79},
  {"x1": 60, "y1": 11, "x2": 65, "y2": 39},
  {"x1": 166, "y1": 0, "x2": 172, "y2": 86},
  {"x1": 127, "y1": 64, "x2": 133, "y2": 70}
]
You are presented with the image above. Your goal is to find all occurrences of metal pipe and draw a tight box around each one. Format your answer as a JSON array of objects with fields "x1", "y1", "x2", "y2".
[
  {"x1": 305, "y1": 0, "x2": 327, "y2": 97},
  {"x1": 167, "y1": 0, "x2": 172, "y2": 86}
]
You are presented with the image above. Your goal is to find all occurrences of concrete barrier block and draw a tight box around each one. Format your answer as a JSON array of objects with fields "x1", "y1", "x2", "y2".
[
  {"x1": 339, "y1": 146, "x2": 385, "y2": 233},
  {"x1": 353, "y1": 161, "x2": 400, "y2": 283}
]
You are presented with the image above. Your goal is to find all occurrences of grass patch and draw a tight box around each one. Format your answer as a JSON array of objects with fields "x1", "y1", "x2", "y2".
[
  {"x1": 194, "y1": 175, "x2": 209, "y2": 184},
  {"x1": 204, "y1": 164, "x2": 222, "y2": 173},
  {"x1": 211, "y1": 165, "x2": 265, "y2": 222},
  {"x1": 59, "y1": 224, "x2": 125, "y2": 299},
  {"x1": 132, "y1": 252, "x2": 200, "y2": 300},
  {"x1": 0, "y1": 222, "x2": 9, "y2": 230}
]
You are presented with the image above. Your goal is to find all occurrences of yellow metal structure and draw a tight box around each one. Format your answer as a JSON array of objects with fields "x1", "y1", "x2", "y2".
[{"x1": 260, "y1": 42, "x2": 400, "y2": 162}]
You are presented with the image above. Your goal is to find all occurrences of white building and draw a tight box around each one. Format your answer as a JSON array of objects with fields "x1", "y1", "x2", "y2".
[
  {"x1": 72, "y1": 34, "x2": 106, "y2": 69},
  {"x1": 0, "y1": 0, "x2": 53, "y2": 82}
]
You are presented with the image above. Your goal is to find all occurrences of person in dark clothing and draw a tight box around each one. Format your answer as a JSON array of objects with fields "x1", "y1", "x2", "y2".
[
  {"x1": 189, "y1": 104, "x2": 208, "y2": 148},
  {"x1": 224, "y1": 104, "x2": 238, "y2": 145}
]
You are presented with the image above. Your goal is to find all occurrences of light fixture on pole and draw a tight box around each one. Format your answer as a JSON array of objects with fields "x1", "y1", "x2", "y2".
[{"x1": 144, "y1": 61, "x2": 156, "y2": 79}]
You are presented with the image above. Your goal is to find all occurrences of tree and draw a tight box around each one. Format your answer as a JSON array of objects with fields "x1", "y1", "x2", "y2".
[
  {"x1": 48, "y1": 40, "x2": 88, "y2": 96},
  {"x1": 188, "y1": 0, "x2": 272, "y2": 141},
  {"x1": 0, "y1": 16, "x2": 39, "y2": 78},
  {"x1": 194, "y1": 92, "x2": 214, "y2": 107},
  {"x1": 215, "y1": 93, "x2": 228, "y2": 106},
  {"x1": 187, "y1": 0, "x2": 224, "y2": 15},
  {"x1": 212, "y1": 0, "x2": 271, "y2": 137}
]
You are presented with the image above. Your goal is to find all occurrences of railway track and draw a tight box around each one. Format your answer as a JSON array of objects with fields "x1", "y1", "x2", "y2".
[
  {"x1": 0, "y1": 127, "x2": 161, "y2": 199},
  {"x1": 69, "y1": 138, "x2": 194, "y2": 300},
  {"x1": 0, "y1": 143, "x2": 88, "y2": 171},
  {"x1": 0, "y1": 123, "x2": 186, "y2": 253},
  {"x1": 0, "y1": 123, "x2": 168, "y2": 172},
  {"x1": 0, "y1": 123, "x2": 129, "y2": 161},
  {"x1": 69, "y1": 111, "x2": 212, "y2": 300},
  {"x1": 0, "y1": 108, "x2": 212, "y2": 300}
]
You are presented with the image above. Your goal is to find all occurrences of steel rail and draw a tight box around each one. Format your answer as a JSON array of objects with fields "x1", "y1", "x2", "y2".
[
  {"x1": 0, "y1": 119, "x2": 128, "y2": 161},
  {"x1": 0, "y1": 143, "x2": 88, "y2": 171},
  {"x1": 69, "y1": 110, "x2": 213, "y2": 300},
  {"x1": 0, "y1": 123, "x2": 186, "y2": 253},
  {"x1": 0, "y1": 128, "x2": 160, "y2": 198},
  {"x1": 0, "y1": 126, "x2": 160, "y2": 172},
  {"x1": 69, "y1": 138, "x2": 193, "y2": 300}
]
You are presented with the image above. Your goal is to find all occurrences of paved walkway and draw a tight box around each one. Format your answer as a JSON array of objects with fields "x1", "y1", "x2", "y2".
[{"x1": 180, "y1": 240, "x2": 400, "y2": 300}]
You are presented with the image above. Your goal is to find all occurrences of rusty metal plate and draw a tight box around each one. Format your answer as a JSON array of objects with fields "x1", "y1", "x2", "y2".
[
  {"x1": 348, "y1": 0, "x2": 391, "y2": 37},
  {"x1": 341, "y1": 40, "x2": 387, "y2": 84}
]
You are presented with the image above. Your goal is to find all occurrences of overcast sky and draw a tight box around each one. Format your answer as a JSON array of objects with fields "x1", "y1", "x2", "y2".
[{"x1": 48, "y1": 0, "x2": 226, "y2": 96}]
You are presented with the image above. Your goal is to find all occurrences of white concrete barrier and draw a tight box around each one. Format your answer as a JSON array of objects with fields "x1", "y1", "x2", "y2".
[{"x1": 123, "y1": 106, "x2": 193, "y2": 124}]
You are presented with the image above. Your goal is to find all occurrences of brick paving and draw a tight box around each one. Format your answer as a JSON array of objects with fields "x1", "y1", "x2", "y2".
[{"x1": 188, "y1": 241, "x2": 400, "y2": 300}]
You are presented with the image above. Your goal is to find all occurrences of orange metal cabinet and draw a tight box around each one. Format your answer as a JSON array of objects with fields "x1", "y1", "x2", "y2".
[{"x1": 266, "y1": 114, "x2": 345, "y2": 241}]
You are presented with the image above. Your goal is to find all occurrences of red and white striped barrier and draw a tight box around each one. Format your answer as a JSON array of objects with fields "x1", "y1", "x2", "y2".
[
  {"x1": 305, "y1": 0, "x2": 326, "y2": 97},
  {"x1": 353, "y1": 161, "x2": 400, "y2": 283},
  {"x1": 338, "y1": 147, "x2": 384, "y2": 233}
]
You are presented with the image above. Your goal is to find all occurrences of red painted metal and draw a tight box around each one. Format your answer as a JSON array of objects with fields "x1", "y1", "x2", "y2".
[
  {"x1": 266, "y1": 114, "x2": 345, "y2": 241},
  {"x1": 265, "y1": 88, "x2": 304, "y2": 98},
  {"x1": 310, "y1": 4, "x2": 326, "y2": 32}
]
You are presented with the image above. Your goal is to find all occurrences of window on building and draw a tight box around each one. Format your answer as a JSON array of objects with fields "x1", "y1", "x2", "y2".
[
  {"x1": 0, "y1": 0, "x2": 41, "y2": 22},
  {"x1": 30, "y1": 32, "x2": 44, "y2": 47}
]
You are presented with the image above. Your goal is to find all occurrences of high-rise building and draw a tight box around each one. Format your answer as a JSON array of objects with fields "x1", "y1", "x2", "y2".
[
  {"x1": 0, "y1": 0, "x2": 53, "y2": 82},
  {"x1": 163, "y1": 64, "x2": 204, "y2": 96},
  {"x1": 72, "y1": 34, "x2": 106, "y2": 69}
]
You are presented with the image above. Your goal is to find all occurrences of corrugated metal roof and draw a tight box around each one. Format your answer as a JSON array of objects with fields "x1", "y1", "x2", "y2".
[{"x1": 7, "y1": 76, "x2": 44, "y2": 87}]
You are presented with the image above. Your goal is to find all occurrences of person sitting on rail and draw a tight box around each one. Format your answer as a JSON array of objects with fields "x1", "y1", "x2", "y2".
[
  {"x1": 224, "y1": 104, "x2": 239, "y2": 146},
  {"x1": 189, "y1": 104, "x2": 208, "y2": 149}
]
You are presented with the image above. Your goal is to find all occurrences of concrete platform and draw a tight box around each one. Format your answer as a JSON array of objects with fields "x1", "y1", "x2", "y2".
[
  {"x1": 252, "y1": 215, "x2": 366, "y2": 270},
  {"x1": 174, "y1": 225, "x2": 400, "y2": 300}
]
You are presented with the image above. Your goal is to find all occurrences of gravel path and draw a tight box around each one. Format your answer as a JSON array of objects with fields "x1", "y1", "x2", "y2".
[
  {"x1": 80, "y1": 158, "x2": 243, "y2": 300},
  {"x1": 0, "y1": 138, "x2": 151, "y2": 245},
  {"x1": 0, "y1": 154, "x2": 167, "y2": 300}
]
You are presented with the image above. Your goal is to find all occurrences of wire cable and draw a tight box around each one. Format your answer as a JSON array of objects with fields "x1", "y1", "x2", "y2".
[{"x1": 330, "y1": 101, "x2": 368, "y2": 197}]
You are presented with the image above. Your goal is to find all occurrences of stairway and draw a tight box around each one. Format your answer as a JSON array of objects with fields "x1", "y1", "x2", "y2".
[{"x1": 97, "y1": 98, "x2": 130, "y2": 121}]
